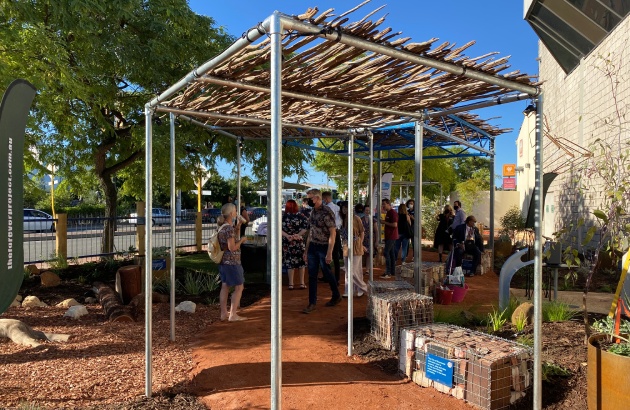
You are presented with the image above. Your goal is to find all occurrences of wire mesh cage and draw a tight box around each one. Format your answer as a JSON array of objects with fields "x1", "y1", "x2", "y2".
[
  {"x1": 369, "y1": 292, "x2": 434, "y2": 351},
  {"x1": 398, "y1": 262, "x2": 445, "y2": 295},
  {"x1": 399, "y1": 323, "x2": 532, "y2": 410},
  {"x1": 367, "y1": 280, "x2": 415, "y2": 320}
]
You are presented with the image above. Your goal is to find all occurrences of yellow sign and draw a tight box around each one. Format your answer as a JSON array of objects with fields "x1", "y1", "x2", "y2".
[{"x1": 503, "y1": 164, "x2": 516, "y2": 177}]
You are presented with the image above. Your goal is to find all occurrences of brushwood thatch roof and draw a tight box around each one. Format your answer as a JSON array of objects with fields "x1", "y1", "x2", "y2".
[{"x1": 153, "y1": 2, "x2": 539, "y2": 150}]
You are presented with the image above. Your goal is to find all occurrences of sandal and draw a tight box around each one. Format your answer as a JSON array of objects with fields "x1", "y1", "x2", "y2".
[
  {"x1": 288, "y1": 285, "x2": 294, "y2": 290},
  {"x1": 299, "y1": 284, "x2": 307, "y2": 289}
]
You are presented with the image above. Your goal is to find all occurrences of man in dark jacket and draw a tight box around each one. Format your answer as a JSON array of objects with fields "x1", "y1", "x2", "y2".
[{"x1": 452, "y1": 215, "x2": 484, "y2": 276}]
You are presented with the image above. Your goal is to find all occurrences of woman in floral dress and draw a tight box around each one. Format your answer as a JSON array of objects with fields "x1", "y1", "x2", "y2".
[{"x1": 282, "y1": 199, "x2": 310, "y2": 289}]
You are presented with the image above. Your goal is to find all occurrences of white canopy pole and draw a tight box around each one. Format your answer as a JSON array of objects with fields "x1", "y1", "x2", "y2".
[
  {"x1": 237, "y1": 138, "x2": 242, "y2": 208},
  {"x1": 347, "y1": 135, "x2": 354, "y2": 356},
  {"x1": 414, "y1": 121, "x2": 424, "y2": 293},
  {"x1": 169, "y1": 113, "x2": 176, "y2": 342},
  {"x1": 144, "y1": 106, "x2": 154, "y2": 397},
  {"x1": 269, "y1": 11, "x2": 283, "y2": 410},
  {"x1": 533, "y1": 94, "x2": 544, "y2": 410}
]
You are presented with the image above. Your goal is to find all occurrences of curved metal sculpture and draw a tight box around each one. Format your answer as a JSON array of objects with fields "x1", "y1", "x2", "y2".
[
  {"x1": 0, "y1": 79, "x2": 36, "y2": 314},
  {"x1": 498, "y1": 248, "x2": 534, "y2": 310}
]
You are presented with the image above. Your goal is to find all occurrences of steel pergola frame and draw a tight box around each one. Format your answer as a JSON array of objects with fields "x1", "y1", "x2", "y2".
[{"x1": 143, "y1": 5, "x2": 545, "y2": 409}]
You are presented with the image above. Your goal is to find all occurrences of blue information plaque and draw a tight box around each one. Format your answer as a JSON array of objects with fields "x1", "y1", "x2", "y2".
[
  {"x1": 425, "y1": 353, "x2": 454, "y2": 387},
  {"x1": 152, "y1": 259, "x2": 167, "y2": 270}
]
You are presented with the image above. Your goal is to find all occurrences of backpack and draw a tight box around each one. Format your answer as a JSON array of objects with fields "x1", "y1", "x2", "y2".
[{"x1": 208, "y1": 224, "x2": 229, "y2": 264}]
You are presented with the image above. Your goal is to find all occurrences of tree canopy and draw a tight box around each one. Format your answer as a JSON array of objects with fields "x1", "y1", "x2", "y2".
[{"x1": 1, "y1": 0, "x2": 313, "y2": 252}]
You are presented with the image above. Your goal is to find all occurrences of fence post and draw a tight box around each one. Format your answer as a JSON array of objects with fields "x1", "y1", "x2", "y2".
[
  {"x1": 196, "y1": 212, "x2": 202, "y2": 252},
  {"x1": 55, "y1": 213, "x2": 67, "y2": 260},
  {"x1": 136, "y1": 201, "x2": 146, "y2": 256}
]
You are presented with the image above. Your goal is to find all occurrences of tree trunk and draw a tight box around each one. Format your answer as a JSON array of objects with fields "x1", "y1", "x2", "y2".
[
  {"x1": 100, "y1": 174, "x2": 117, "y2": 256},
  {"x1": 93, "y1": 282, "x2": 135, "y2": 322}
]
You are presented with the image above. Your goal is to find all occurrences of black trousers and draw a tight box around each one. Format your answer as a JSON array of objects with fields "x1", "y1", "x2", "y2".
[{"x1": 332, "y1": 230, "x2": 342, "y2": 283}]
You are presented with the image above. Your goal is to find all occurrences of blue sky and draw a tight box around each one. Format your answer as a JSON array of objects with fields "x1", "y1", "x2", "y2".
[{"x1": 189, "y1": 0, "x2": 539, "y2": 187}]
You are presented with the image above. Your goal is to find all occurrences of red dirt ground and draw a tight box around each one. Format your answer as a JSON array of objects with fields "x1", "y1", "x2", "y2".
[{"x1": 189, "y1": 251, "x2": 495, "y2": 409}]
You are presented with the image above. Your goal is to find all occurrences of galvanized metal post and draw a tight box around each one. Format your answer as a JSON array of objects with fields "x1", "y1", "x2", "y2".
[
  {"x1": 347, "y1": 134, "x2": 354, "y2": 356},
  {"x1": 144, "y1": 106, "x2": 154, "y2": 397},
  {"x1": 377, "y1": 152, "x2": 382, "y2": 243},
  {"x1": 414, "y1": 121, "x2": 423, "y2": 293},
  {"x1": 368, "y1": 132, "x2": 374, "y2": 282},
  {"x1": 269, "y1": 11, "x2": 283, "y2": 410},
  {"x1": 489, "y1": 138, "x2": 495, "y2": 252},
  {"x1": 169, "y1": 113, "x2": 176, "y2": 342},
  {"x1": 237, "y1": 138, "x2": 242, "y2": 209},
  {"x1": 533, "y1": 94, "x2": 544, "y2": 410}
]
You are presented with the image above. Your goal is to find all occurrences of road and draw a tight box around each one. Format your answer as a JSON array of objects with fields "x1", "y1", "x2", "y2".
[{"x1": 23, "y1": 222, "x2": 218, "y2": 264}]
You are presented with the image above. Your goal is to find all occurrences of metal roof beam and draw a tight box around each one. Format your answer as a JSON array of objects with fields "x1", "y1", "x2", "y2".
[
  {"x1": 155, "y1": 105, "x2": 348, "y2": 135},
  {"x1": 423, "y1": 123, "x2": 493, "y2": 156},
  {"x1": 279, "y1": 15, "x2": 540, "y2": 96}
]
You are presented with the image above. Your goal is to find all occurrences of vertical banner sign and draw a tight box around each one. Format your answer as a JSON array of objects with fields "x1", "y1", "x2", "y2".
[
  {"x1": 0, "y1": 80, "x2": 36, "y2": 314},
  {"x1": 381, "y1": 172, "x2": 393, "y2": 201}
]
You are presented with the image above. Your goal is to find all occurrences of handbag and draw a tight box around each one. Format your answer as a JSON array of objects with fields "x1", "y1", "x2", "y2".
[{"x1": 207, "y1": 224, "x2": 229, "y2": 263}]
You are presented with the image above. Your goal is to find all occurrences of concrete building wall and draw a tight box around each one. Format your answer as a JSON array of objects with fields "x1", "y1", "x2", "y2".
[{"x1": 536, "y1": 15, "x2": 630, "y2": 245}]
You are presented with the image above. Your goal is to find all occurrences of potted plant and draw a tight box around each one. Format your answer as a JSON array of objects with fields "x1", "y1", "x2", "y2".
[{"x1": 587, "y1": 297, "x2": 630, "y2": 410}]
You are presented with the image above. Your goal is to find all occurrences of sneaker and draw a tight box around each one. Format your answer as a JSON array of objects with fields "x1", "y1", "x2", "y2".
[
  {"x1": 380, "y1": 274, "x2": 391, "y2": 279},
  {"x1": 342, "y1": 293, "x2": 349, "y2": 298},
  {"x1": 302, "y1": 304, "x2": 317, "y2": 314},
  {"x1": 325, "y1": 296, "x2": 343, "y2": 307},
  {"x1": 357, "y1": 291, "x2": 364, "y2": 298}
]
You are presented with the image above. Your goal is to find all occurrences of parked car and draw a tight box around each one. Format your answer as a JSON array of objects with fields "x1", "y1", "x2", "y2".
[
  {"x1": 201, "y1": 208, "x2": 222, "y2": 223},
  {"x1": 248, "y1": 207, "x2": 267, "y2": 221},
  {"x1": 23, "y1": 209, "x2": 55, "y2": 232},
  {"x1": 125, "y1": 208, "x2": 179, "y2": 226}
]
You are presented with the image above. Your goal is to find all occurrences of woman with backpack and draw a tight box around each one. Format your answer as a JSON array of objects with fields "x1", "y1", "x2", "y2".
[{"x1": 217, "y1": 203, "x2": 248, "y2": 322}]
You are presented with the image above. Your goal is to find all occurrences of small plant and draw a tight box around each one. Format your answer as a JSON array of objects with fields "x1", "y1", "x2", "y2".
[
  {"x1": 592, "y1": 316, "x2": 630, "y2": 334},
  {"x1": 204, "y1": 296, "x2": 218, "y2": 305},
  {"x1": 516, "y1": 335, "x2": 534, "y2": 347},
  {"x1": 152, "y1": 277, "x2": 171, "y2": 294},
  {"x1": 513, "y1": 312, "x2": 528, "y2": 332},
  {"x1": 543, "y1": 301, "x2": 577, "y2": 322},
  {"x1": 542, "y1": 362, "x2": 572, "y2": 382},
  {"x1": 499, "y1": 206, "x2": 525, "y2": 243},
  {"x1": 77, "y1": 275, "x2": 89, "y2": 285},
  {"x1": 504, "y1": 297, "x2": 520, "y2": 321},
  {"x1": 487, "y1": 307, "x2": 508, "y2": 333},
  {"x1": 433, "y1": 309, "x2": 467, "y2": 326},
  {"x1": 16, "y1": 402, "x2": 45, "y2": 410},
  {"x1": 48, "y1": 252, "x2": 69, "y2": 270},
  {"x1": 152, "y1": 246, "x2": 169, "y2": 259},
  {"x1": 178, "y1": 271, "x2": 206, "y2": 296},
  {"x1": 609, "y1": 342, "x2": 630, "y2": 357}
]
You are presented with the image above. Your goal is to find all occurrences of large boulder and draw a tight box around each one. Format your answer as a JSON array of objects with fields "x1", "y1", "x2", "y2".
[
  {"x1": 40, "y1": 271, "x2": 61, "y2": 287},
  {"x1": 25, "y1": 265, "x2": 40, "y2": 276},
  {"x1": 511, "y1": 302, "x2": 534, "y2": 325}
]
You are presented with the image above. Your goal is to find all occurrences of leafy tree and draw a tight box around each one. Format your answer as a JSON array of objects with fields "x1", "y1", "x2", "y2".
[
  {"x1": 312, "y1": 142, "x2": 457, "y2": 201},
  {"x1": 1, "y1": 0, "x2": 236, "y2": 253}
]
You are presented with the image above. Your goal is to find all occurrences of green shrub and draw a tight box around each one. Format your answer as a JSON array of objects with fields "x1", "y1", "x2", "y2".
[
  {"x1": 542, "y1": 301, "x2": 577, "y2": 322},
  {"x1": 499, "y1": 206, "x2": 525, "y2": 243},
  {"x1": 542, "y1": 362, "x2": 571, "y2": 382},
  {"x1": 487, "y1": 307, "x2": 508, "y2": 333},
  {"x1": 516, "y1": 335, "x2": 534, "y2": 347}
]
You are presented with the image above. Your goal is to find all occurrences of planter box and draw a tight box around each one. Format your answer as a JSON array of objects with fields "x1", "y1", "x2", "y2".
[
  {"x1": 400, "y1": 324, "x2": 532, "y2": 410},
  {"x1": 587, "y1": 333, "x2": 630, "y2": 410}
]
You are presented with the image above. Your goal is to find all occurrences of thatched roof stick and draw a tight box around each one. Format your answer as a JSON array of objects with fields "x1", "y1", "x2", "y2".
[
  {"x1": 427, "y1": 92, "x2": 530, "y2": 117},
  {"x1": 278, "y1": 14, "x2": 540, "y2": 96},
  {"x1": 197, "y1": 76, "x2": 425, "y2": 120}
]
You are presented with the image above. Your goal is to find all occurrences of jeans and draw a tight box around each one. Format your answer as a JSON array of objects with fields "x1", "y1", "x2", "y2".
[
  {"x1": 395, "y1": 235, "x2": 410, "y2": 262},
  {"x1": 307, "y1": 243, "x2": 340, "y2": 305},
  {"x1": 384, "y1": 239, "x2": 396, "y2": 275}
]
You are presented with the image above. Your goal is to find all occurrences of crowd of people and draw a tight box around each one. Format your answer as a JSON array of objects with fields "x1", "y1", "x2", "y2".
[{"x1": 214, "y1": 192, "x2": 484, "y2": 319}]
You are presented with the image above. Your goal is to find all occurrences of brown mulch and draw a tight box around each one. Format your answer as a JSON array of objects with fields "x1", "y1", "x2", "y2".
[{"x1": 1, "y1": 250, "x2": 596, "y2": 409}]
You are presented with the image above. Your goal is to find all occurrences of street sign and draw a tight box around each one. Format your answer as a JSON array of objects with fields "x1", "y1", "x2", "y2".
[
  {"x1": 503, "y1": 164, "x2": 516, "y2": 177},
  {"x1": 503, "y1": 177, "x2": 516, "y2": 190}
]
